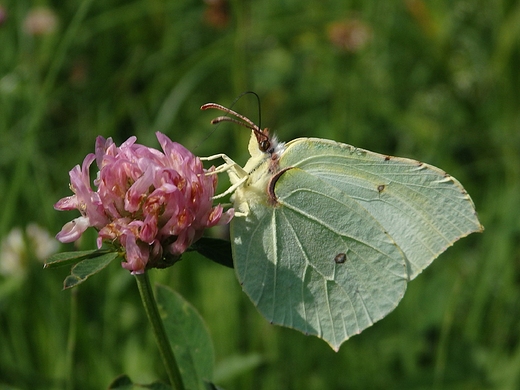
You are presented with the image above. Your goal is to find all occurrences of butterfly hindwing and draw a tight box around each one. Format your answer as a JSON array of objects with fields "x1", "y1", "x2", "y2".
[{"x1": 231, "y1": 166, "x2": 408, "y2": 350}]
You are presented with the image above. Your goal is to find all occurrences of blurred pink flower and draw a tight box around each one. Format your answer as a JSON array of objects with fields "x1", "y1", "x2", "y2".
[
  {"x1": 327, "y1": 19, "x2": 372, "y2": 53},
  {"x1": 23, "y1": 7, "x2": 58, "y2": 36},
  {"x1": 55, "y1": 132, "x2": 234, "y2": 274},
  {"x1": 0, "y1": 6, "x2": 7, "y2": 27}
]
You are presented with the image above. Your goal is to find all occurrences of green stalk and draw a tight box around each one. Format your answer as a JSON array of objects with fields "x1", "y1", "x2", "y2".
[
  {"x1": 135, "y1": 272, "x2": 184, "y2": 390},
  {"x1": 66, "y1": 288, "x2": 78, "y2": 390}
]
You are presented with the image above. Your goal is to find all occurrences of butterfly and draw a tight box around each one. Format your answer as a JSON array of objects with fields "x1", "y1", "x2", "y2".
[{"x1": 201, "y1": 103, "x2": 483, "y2": 350}]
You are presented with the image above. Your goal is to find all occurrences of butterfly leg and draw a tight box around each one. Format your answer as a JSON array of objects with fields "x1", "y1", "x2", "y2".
[
  {"x1": 201, "y1": 153, "x2": 249, "y2": 199},
  {"x1": 201, "y1": 154, "x2": 247, "y2": 178},
  {"x1": 212, "y1": 176, "x2": 248, "y2": 199}
]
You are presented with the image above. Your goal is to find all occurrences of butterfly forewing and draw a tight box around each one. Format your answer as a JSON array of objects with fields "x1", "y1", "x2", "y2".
[{"x1": 278, "y1": 138, "x2": 483, "y2": 279}]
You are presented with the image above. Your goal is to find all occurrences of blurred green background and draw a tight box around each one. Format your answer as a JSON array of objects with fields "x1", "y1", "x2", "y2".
[{"x1": 1, "y1": 0, "x2": 519, "y2": 389}]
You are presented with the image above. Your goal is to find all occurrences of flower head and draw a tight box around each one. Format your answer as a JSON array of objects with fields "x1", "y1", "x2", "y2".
[
  {"x1": 0, "y1": 224, "x2": 58, "y2": 278},
  {"x1": 23, "y1": 7, "x2": 59, "y2": 36},
  {"x1": 327, "y1": 19, "x2": 372, "y2": 53},
  {"x1": 0, "y1": 6, "x2": 7, "y2": 27},
  {"x1": 55, "y1": 132, "x2": 233, "y2": 274}
]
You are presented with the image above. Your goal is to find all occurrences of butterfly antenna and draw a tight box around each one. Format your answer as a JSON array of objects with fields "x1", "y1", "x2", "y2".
[
  {"x1": 201, "y1": 93, "x2": 272, "y2": 152},
  {"x1": 201, "y1": 103, "x2": 259, "y2": 130},
  {"x1": 209, "y1": 116, "x2": 258, "y2": 131},
  {"x1": 237, "y1": 91, "x2": 262, "y2": 132}
]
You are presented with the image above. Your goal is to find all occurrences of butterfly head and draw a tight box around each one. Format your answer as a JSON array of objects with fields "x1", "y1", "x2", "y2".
[
  {"x1": 201, "y1": 102, "x2": 286, "y2": 215},
  {"x1": 255, "y1": 127, "x2": 271, "y2": 153},
  {"x1": 254, "y1": 127, "x2": 284, "y2": 156}
]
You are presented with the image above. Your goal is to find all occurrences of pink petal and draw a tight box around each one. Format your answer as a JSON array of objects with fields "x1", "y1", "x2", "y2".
[
  {"x1": 217, "y1": 208, "x2": 235, "y2": 226},
  {"x1": 54, "y1": 195, "x2": 78, "y2": 211},
  {"x1": 125, "y1": 165, "x2": 154, "y2": 213},
  {"x1": 56, "y1": 216, "x2": 90, "y2": 243},
  {"x1": 121, "y1": 234, "x2": 148, "y2": 274}
]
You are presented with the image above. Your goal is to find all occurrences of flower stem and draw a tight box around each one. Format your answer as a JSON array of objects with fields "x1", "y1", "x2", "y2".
[
  {"x1": 65, "y1": 288, "x2": 78, "y2": 390},
  {"x1": 135, "y1": 272, "x2": 185, "y2": 390}
]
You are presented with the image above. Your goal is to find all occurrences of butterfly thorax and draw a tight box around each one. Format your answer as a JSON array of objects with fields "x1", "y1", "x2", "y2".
[{"x1": 230, "y1": 131, "x2": 285, "y2": 215}]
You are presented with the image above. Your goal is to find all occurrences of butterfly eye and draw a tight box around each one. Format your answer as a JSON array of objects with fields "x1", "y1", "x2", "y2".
[{"x1": 259, "y1": 139, "x2": 271, "y2": 152}]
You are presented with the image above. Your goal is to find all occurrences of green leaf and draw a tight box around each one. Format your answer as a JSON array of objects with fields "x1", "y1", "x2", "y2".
[
  {"x1": 108, "y1": 374, "x2": 172, "y2": 389},
  {"x1": 107, "y1": 375, "x2": 224, "y2": 390},
  {"x1": 204, "y1": 382, "x2": 225, "y2": 390},
  {"x1": 155, "y1": 285, "x2": 215, "y2": 390},
  {"x1": 63, "y1": 252, "x2": 120, "y2": 289},
  {"x1": 190, "y1": 237, "x2": 233, "y2": 268},
  {"x1": 44, "y1": 249, "x2": 112, "y2": 269},
  {"x1": 213, "y1": 353, "x2": 263, "y2": 383}
]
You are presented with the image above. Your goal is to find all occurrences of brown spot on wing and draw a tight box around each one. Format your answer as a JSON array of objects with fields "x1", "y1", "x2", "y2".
[{"x1": 334, "y1": 253, "x2": 347, "y2": 264}]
